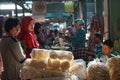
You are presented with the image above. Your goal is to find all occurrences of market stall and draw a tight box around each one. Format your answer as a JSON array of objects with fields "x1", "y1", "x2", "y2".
[
  {"x1": 20, "y1": 48, "x2": 120, "y2": 80},
  {"x1": 20, "y1": 48, "x2": 87, "y2": 80}
]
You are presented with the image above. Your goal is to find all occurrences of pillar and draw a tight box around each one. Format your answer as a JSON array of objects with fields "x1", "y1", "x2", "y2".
[
  {"x1": 81, "y1": 0, "x2": 87, "y2": 24},
  {"x1": 95, "y1": 0, "x2": 103, "y2": 27},
  {"x1": 95, "y1": 0, "x2": 104, "y2": 40},
  {"x1": 15, "y1": 3, "x2": 18, "y2": 18},
  {"x1": 80, "y1": 0, "x2": 87, "y2": 32},
  {"x1": 74, "y1": 1, "x2": 80, "y2": 19},
  {"x1": 109, "y1": 0, "x2": 120, "y2": 40},
  {"x1": 103, "y1": 0, "x2": 109, "y2": 40}
]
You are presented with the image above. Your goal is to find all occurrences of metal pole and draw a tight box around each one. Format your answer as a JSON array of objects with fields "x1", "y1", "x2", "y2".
[{"x1": 15, "y1": 3, "x2": 18, "y2": 18}]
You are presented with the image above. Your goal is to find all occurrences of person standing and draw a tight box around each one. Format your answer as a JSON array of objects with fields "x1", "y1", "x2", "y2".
[
  {"x1": 89, "y1": 33, "x2": 102, "y2": 54},
  {"x1": 0, "y1": 18, "x2": 26, "y2": 80},
  {"x1": 34, "y1": 22, "x2": 45, "y2": 48},
  {"x1": 87, "y1": 33, "x2": 103, "y2": 61},
  {"x1": 17, "y1": 16, "x2": 39, "y2": 58},
  {"x1": 71, "y1": 19, "x2": 87, "y2": 60},
  {"x1": 72, "y1": 19, "x2": 86, "y2": 48}
]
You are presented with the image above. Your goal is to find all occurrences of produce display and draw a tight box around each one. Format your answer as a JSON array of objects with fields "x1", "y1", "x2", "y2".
[
  {"x1": 86, "y1": 59, "x2": 110, "y2": 80},
  {"x1": 107, "y1": 56, "x2": 120, "y2": 80},
  {"x1": 20, "y1": 48, "x2": 120, "y2": 80},
  {"x1": 20, "y1": 48, "x2": 87, "y2": 80}
]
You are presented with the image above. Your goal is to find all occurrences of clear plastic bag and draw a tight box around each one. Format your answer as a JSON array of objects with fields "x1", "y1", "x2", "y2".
[{"x1": 69, "y1": 59, "x2": 87, "y2": 80}]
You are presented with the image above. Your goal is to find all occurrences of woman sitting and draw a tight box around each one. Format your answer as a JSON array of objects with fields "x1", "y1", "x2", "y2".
[{"x1": 95, "y1": 39, "x2": 119, "y2": 63}]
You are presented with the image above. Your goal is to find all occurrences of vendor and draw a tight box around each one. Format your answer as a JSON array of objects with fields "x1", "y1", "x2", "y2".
[
  {"x1": 71, "y1": 19, "x2": 87, "y2": 60},
  {"x1": 95, "y1": 39, "x2": 119, "y2": 63},
  {"x1": 71, "y1": 19, "x2": 86, "y2": 48}
]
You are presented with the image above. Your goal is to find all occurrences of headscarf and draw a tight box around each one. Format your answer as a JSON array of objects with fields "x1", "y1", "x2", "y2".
[
  {"x1": 17, "y1": 16, "x2": 39, "y2": 58},
  {"x1": 74, "y1": 19, "x2": 85, "y2": 25}
]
